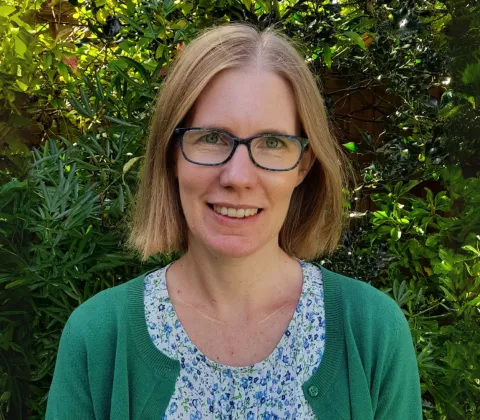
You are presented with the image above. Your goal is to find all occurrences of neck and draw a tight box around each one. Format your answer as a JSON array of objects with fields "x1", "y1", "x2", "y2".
[{"x1": 167, "y1": 239, "x2": 302, "y2": 324}]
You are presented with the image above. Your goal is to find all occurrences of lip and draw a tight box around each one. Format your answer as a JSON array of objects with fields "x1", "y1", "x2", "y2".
[
  {"x1": 208, "y1": 202, "x2": 262, "y2": 210},
  {"x1": 207, "y1": 203, "x2": 262, "y2": 226}
]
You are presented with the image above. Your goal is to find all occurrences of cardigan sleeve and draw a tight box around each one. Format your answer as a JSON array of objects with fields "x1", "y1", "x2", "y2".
[
  {"x1": 374, "y1": 311, "x2": 422, "y2": 420},
  {"x1": 45, "y1": 310, "x2": 95, "y2": 420}
]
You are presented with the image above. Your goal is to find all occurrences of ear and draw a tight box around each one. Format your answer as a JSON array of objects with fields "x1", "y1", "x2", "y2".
[{"x1": 295, "y1": 147, "x2": 315, "y2": 187}]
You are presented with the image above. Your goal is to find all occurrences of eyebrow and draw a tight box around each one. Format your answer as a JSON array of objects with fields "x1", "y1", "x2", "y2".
[{"x1": 202, "y1": 124, "x2": 295, "y2": 137}]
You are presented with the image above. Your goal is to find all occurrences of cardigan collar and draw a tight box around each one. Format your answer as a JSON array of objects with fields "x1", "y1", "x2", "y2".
[{"x1": 126, "y1": 262, "x2": 344, "y2": 401}]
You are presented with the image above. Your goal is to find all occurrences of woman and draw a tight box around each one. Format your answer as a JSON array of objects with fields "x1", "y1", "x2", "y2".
[{"x1": 46, "y1": 23, "x2": 422, "y2": 419}]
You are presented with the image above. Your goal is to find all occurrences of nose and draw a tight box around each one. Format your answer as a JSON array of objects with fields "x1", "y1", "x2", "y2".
[{"x1": 218, "y1": 144, "x2": 258, "y2": 189}]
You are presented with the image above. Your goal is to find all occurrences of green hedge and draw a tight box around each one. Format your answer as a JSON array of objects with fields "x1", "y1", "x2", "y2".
[{"x1": 0, "y1": 0, "x2": 479, "y2": 418}]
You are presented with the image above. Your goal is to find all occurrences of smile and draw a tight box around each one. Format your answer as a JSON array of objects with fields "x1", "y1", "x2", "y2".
[{"x1": 208, "y1": 204, "x2": 262, "y2": 219}]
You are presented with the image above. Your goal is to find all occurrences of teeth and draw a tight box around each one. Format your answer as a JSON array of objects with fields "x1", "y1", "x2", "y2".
[{"x1": 213, "y1": 205, "x2": 259, "y2": 218}]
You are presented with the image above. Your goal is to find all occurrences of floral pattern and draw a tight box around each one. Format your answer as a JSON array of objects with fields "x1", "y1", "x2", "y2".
[{"x1": 144, "y1": 260, "x2": 325, "y2": 419}]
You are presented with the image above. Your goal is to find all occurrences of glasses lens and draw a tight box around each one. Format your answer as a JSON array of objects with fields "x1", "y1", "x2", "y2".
[
  {"x1": 182, "y1": 129, "x2": 233, "y2": 164},
  {"x1": 251, "y1": 135, "x2": 303, "y2": 170},
  {"x1": 181, "y1": 129, "x2": 304, "y2": 170}
]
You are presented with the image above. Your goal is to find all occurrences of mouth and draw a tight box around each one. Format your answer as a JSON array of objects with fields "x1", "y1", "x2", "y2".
[{"x1": 207, "y1": 203, "x2": 263, "y2": 219}]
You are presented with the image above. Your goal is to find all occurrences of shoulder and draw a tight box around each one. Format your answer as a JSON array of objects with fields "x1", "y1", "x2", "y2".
[
  {"x1": 63, "y1": 273, "x2": 145, "y2": 344},
  {"x1": 317, "y1": 264, "x2": 409, "y2": 341}
]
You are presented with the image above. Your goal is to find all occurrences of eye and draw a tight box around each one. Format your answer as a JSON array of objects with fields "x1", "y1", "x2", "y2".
[
  {"x1": 203, "y1": 132, "x2": 220, "y2": 144},
  {"x1": 264, "y1": 137, "x2": 284, "y2": 149}
]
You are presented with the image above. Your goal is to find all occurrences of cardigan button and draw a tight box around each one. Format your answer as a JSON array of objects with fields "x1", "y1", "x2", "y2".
[{"x1": 308, "y1": 385, "x2": 319, "y2": 397}]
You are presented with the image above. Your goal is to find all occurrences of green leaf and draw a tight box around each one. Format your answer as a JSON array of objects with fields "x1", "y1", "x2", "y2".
[
  {"x1": 343, "y1": 31, "x2": 366, "y2": 50},
  {"x1": 425, "y1": 187, "x2": 434, "y2": 205},
  {"x1": 0, "y1": 6, "x2": 16, "y2": 17},
  {"x1": 342, "y1": 142, "x2": 357, "y2": 153},
  {"x1": 323, "y1": 44, "x2": 332, "y2": 68},
  {"x1": 391, "y1": 227, "x2": 402, "y2": 241},
  {"x1": 14, "y1": 35, "x2": 26, "y2": 57},
  {"x1": 462, "y1": 62, "x2": 480, "y2": 86},
  {"x1": 462, "y1": 245, "x2": 479, "y2": 256},
  {"x1": 105, "y1": 115, "x2": 140, "y2": 128},
  {"x1": 119, "y1": 57, "x2": 151, "y2": 87},
  {"x1": 466, "y1": 294, "x2": 480, "y2": 307},
  {"x1": 5, "y1": 278, "x2": 26, "y2": 289},
  {"x1": 16, "y1": 80, "x2": 28, "y2": 91},
  {"x1": 68, "y1": 93, "x2": 94, "y2": 118},
  {"x1": 95, "y1": 71, "x2": 104, "y2": 99},
  {"x1": 155, "y1": 44, "x2": 164, "y2": 60},
  {"x1": 0, "y1": 179, "x2": 27, "y2": 196},
  {"x1": 242, "y1": 0, "x2": 252, "y2": 9},
  {"x1": 117, "y1": 13, "x2": 144, "y2": 34},
  {"x1": 163, "y1": 0, "x2": 176, "y2": 16},
  {"x1": 79, "y1": 86, "x2": 93, "y2": 116}
]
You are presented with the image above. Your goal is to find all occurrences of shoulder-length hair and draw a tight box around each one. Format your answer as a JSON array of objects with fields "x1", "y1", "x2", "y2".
[{"x1": 128, "y1": 22, "x2": 354, "y2": 261}]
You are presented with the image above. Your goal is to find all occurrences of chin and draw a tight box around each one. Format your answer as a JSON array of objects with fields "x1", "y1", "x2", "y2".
[{"x1": 203, "y1": 235, "x2": 264, "y2": 259}]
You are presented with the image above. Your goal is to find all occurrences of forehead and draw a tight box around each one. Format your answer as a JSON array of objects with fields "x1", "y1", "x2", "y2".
[{"x1": 189, "y1": 68, "x2": 299, "y2": 137}]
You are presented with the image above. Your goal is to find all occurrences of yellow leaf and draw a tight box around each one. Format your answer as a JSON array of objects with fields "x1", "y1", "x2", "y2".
[
  {"x1": 123, "y1": 156, "x2": 142, "y2": 174},
  {"x1": 424, "y1": 267, "x2": 433, "y2": 276}
]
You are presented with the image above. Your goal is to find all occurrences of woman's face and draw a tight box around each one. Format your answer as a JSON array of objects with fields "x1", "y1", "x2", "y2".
[{"x1": 175, "y1": 68, "x2": 313, "y2": 258}]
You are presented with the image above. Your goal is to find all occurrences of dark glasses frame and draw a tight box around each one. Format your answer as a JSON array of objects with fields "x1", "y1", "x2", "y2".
[{"x1": 173, "y1": 127, "x2": 310, "y2": 172}]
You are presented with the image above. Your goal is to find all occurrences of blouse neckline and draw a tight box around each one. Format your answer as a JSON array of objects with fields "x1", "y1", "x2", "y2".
[
  {"x1": 127, "y1": 262, "x2": 343, "y2": 400},
  {"x1": 150, "y1": 260, "x2": 316, "y2": 372}
]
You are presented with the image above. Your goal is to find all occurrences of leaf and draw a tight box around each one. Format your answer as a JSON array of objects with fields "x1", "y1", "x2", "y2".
[
  {"x1": 5, "y1": 278, "x2": 27, "y2": 289},
  {"x1": 0, "y1": 179, "x2": 27, "y2": 196},
  {"x1": 343, "y1": 31, "x2": 366, "y2": 50},
  {"x1": 95, "y1": 71, "x2": 104, "y2": 98},
  {"x1": 105, "y1": 115, "x2": 140, "y2": 128},
  {"x1": 0, "y1": 6, "x2": 16, "y2": 17},
  {"x1": 242, "y1": 0, "x2": 252, "y2": 9},
  {"x1": 117, "y1": 13, "x2": 144, "y2": 34},
  {"x1": 391, "y1": 227, "x2": 402, "y2": 241},
  {"x1": 62, "y1": 56, "x2": 78, "y2": 73},
  {"x1": 425, "y1": 187, "x2": 434, "y2": 205},
  {"x1": 163, "y1": 0, "x2": 176, "y2": 16},
  {"x1": 462, "y1": 62, "x2": 480, "y2": 86},
  {"x1": 461, "y1": 245, "x2": 479, "y2": 256},
  {"x1": 79, "y1": 86, "x2": 93, "y2": 115},
  {"x1": 155, "y1": 44, "x2": 164, "y2": 59},
  {"x1": 342, "y1": 142, "x2": 357, "y2": 153},
  {"x1": 323, "y1": 44, "x2": 332, "y2": 68},
  {"x1": 119, "y1": 57, "x2": 151, "y2": 86},
  {"x1": 14, "y1": 35, "x2": 26, "y2": 57},
  {"x1": 123, "y1": 156, "x2": 142, "y2": 174},
  {"x1": 68, "y1": 93, "x2": 94, "y2": 118},
  {"x1": 16, "y1": 80, "x2": 28, "y2": 91}
]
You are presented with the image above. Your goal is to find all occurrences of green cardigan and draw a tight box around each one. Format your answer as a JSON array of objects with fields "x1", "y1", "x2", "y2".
[{"x1": 45, "y1": 264, "x2": 422, "y2": 419}]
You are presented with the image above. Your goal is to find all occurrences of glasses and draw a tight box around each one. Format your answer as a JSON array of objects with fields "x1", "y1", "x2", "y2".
[{"x1": 174, "y1": 127, "x2": 309, "y2": 172}]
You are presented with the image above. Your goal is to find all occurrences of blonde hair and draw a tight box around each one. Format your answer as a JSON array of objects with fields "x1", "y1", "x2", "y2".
[{"x1": 128, "y1": 22, "x2": 354, "y2": 261}]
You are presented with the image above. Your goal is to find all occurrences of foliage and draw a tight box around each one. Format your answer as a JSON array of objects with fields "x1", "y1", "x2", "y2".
[
  {"x1": 370, "y1": 167, "x2": 480, "y2": 417},
  {"x1": 0, "y1": 0, "x2": 479, "y2": 419}
]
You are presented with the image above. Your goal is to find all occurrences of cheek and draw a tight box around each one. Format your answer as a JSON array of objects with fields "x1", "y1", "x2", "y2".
[{"x1": 176, "y1": 162, "x2": 213, "y2": 207}]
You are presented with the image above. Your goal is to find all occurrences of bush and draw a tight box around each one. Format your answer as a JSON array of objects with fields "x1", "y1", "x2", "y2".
[{"x1": 0, "y1": 0, "x2": 479, "y2": 418}]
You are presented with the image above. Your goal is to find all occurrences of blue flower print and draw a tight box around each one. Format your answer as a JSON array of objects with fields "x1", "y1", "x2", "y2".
[
  {"x1": 162, "y1": 323, "x2": 172, "y2": 338},
  {"x1": 168, "y1": 402, "x2": 177, "y2": 414},
  {"x1": 303, "y1": 337, "x2": 310, "y2": 349},
  {"x1": 189, "y1": 411, "x2": 202, "y2": 420},
  {"x1": 144, "y1": 261, "x2": 326, "y2": 419}
]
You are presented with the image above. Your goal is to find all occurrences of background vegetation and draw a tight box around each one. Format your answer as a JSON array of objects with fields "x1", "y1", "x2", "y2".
[{"x1": 0, "y1": 0, "x2": 479, "y2": 418}]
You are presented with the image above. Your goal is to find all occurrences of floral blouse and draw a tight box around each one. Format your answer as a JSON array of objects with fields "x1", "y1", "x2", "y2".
[{"x1": 144, "y1": 260, "x2": 326, "y2": 419}]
